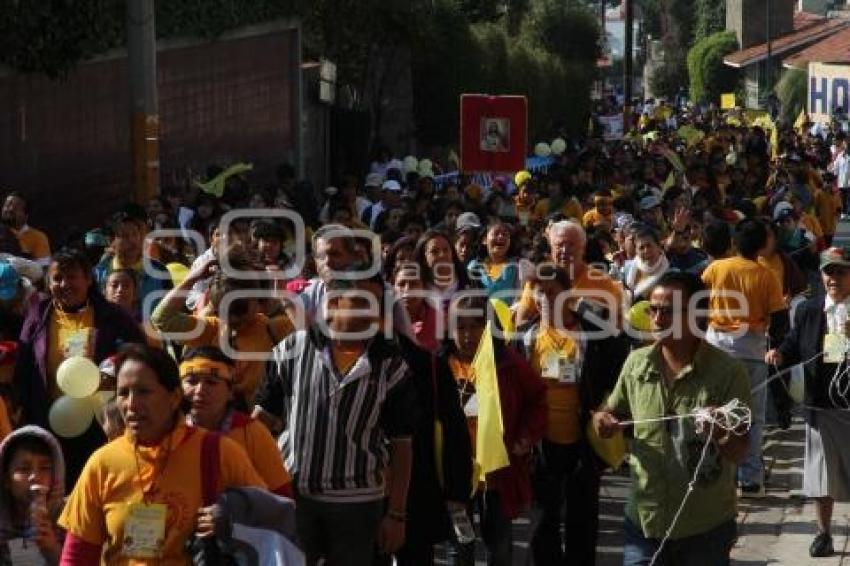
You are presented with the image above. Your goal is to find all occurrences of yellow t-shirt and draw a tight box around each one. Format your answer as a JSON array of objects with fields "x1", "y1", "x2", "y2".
[
  {"x1": 582, "y1": 208, "x2": 613, "y2": 229},
  {"x1": 47, "y1": 306, "x2": 95, "y2": 401},
  {"x1": 518, "y1": 265, "x2": 624, "y2": 323},
  {"x1": 58, "y1": 422, "x2": 265, "y2": 565},
  {"x1": 702, "y1": 256, "x2": 785, "y2": 333},
  {"x1": 532, "y1": 197, "x2": 584, "y2": 223},
  {"x1": 16, "y1": 226, "x2": 50, "y2": 261},
  {"x1": 815, "y1": 188, "x2": 841, "y2": 236},
  {"x1": 485, "y1": 261, "x2": 507, "y2": 280},
  {"x1": 800, "y1": 212, "x2": 824, "y2": 239},
  {"x1": 531, "y1": 326, "x2": 581, "y2": 444},
  {"x1": 757, "y1": 254, "x2": 784, "y2": 294},
  {"x1": 226, "y1": 417, "x2": 291, "y2": 493},
  {"x1": 184, "y1": 314, "x2": 294, "y2": 405}
]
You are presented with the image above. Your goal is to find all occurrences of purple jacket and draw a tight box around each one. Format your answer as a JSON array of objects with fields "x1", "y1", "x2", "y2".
[{"x1": 14, "y1": 292, "x2": 144, "y2": 428}]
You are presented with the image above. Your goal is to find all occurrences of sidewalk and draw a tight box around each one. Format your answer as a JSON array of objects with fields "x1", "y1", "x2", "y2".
[
  {"x1": 435, "y1": 419, "x2": 850, "y2": 564},
  {"x1": 731, "y1": 420, "x2": 850, "y2": 565}
]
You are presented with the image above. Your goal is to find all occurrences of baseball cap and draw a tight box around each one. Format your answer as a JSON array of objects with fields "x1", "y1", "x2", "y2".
[
  {"x1": 0, "y1": 262, "x2": 19, "y2": 301},
  {"x1": 772, "y1": 201, "x2": 794, "y2": 221},
  {"x1": 820, "y1": 246, "x2": 850, "y2": 271},
  {"x1": 364, "y1": 173, "x2": 383, "y2": 188},
  {"x1": 456, "y1": 212, "x2": 482, "y2": 233},
  {"x1": 639, "y1": 195, "x2": 662, "y2": 211},
  {"x1": 382, "y1": 180, "x2": 402, "y2": 192}
]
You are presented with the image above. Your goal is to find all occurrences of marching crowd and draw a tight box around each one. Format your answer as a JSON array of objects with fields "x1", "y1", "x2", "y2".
[{"x1": 1, "y1": 101, "x2": 850, "y2": 566}]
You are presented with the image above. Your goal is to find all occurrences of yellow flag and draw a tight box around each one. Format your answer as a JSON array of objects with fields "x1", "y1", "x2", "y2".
[
  {"x1": 491, "y1": 299, "x2": 515, "y2": 340},
  {"x1": 195, "y1": 162, "x2": 253, "y2": 197},
  {"x1": 472, "y1": 322, "x2": 509, "y2": 482},
  {"x1": 794, "y1": 108, "x2": 808, "y2": 134},
  {"x1": 720, "y1": 93, "x2": 736, "y2": 110}
]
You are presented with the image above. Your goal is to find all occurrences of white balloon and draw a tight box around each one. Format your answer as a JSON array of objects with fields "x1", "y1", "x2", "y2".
[
  {"x1": 418, "y1": 159, "x2": 433, "y2": 175},
  {"x1": 534, "y1": 143, "x2": 552, "y2": 158},
  {"x1": 551, "y1": 138, "x2": 567, "y2": 155},
  {"x1": 56, "y1": 356, "x2": 100, "y2": 399},
  {"x1": 49, "y1": 396, "x2": 95, "y2": 438},
  {"x1": 402, "y1": 156, "x2": 419, "y2": 174}
]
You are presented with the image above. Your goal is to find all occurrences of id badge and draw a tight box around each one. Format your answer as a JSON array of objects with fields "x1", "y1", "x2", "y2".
[
  {"x1": 824, "y1": 333, "x2": 847, "y2": 364},
  {"x1": 61, "y1": 328, "x2": 92, "y2": 359},
  {"x1": 7, "y1": 538, "x2": 45, "y2": 566},
  {"x1": 464, "y1": 393, "x2": 478, "y2": 418},
  {"x1": 558, "y1": 358, "x2": 578, "y2": 385},
  {"x1": 541, "y1": 352, "x2": 561, "y2": 380},
  {"x1": 122, "y1": 503, "x2": 167, "y2": 559}
]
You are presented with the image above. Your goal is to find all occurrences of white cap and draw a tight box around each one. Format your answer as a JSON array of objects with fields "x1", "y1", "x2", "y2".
[{"x1": 382, "y1": 180, "x2": 402, "y2": 192}]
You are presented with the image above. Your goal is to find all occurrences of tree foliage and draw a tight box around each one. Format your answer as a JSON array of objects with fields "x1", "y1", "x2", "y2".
[
  {"x1": 775, "y1": 68, "x2": 808, "y2": 124},
  {"x1": 693, "y1": 0, "x2": 726, "y2": 42},
  {"x1": 0, "y1": 0, "x2": 305, "y2": 78},
  {"x1": 687, "y1": 30, "x2": 739, "y2": 104}
]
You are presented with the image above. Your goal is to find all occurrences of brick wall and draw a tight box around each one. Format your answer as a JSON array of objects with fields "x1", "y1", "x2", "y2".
[{"x1": 0, "y1": 24, "x2": 300, "y2": 244}]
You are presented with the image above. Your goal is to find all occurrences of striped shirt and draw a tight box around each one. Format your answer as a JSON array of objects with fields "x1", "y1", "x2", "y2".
[{"x1": 256, "y1": 326, "x2": 416, "y2": 502}]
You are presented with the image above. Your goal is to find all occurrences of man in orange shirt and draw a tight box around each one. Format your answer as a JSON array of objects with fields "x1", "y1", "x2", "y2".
[
  {"x1": 702, "y1": 219, "x2": 787, "y2": 496},
  {"x1": 515, "y1": 220, "x2": 623, "y2": 329},
  {"x1": 1, "y1": 192, "x2": 51, "y2": 267}
]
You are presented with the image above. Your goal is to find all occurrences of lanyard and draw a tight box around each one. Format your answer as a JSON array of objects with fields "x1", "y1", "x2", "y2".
[{"x1": 133, "y1": 430, "x2": 175, "y2": 504}]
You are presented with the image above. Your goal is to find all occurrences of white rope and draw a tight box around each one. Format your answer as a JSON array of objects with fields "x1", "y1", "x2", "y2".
[{"x1": 617, "y1": 399, "x2": 752, "y2": 566}]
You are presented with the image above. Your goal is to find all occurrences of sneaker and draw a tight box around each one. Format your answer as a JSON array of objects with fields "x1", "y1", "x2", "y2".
[
  {"x1": 810, "y1": 532, "x2": 834, "y2": 558},
  {"x1": 739, "y1": 483, "x2": 765, "y2": 498}
]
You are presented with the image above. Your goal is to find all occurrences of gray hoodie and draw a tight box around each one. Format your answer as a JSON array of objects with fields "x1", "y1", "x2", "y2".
[{"x1": 0, "y1": 426, "x2": 66, "y2": 563}]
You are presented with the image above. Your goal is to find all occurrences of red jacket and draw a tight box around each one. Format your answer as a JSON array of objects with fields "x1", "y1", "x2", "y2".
[{"x1": 487, "y1": 344, "x2": 547, "y2": 519}]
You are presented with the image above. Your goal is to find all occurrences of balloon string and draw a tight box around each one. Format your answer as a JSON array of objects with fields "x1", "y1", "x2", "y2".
[{"x1": 751, "y1": 351, "x2": 825, "y2": 394}]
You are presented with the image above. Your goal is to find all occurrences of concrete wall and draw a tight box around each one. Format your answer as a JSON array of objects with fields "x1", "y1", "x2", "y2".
[
  {"x1": 0, "y1": 22, "x2": 301, "y2": 241},
  {"x1": 727, "y1": 0, "x2": 796, "y2": 49}
]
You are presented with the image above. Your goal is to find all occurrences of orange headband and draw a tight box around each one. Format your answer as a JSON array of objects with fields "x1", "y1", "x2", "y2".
[{"x1": 179, "y1": 359, "x2": 233, "y2": 382}]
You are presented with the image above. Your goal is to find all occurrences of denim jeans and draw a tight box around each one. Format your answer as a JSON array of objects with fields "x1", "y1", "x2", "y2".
[
  {"x1": 528, "y1": 440, "x2": 600, "y2": 566},
  {"x1": 623, "y1": 517, "x2": 736, "y2": 566},
  {"x1": 295, "y1": 495, "x2": 384, "y2": 566},
  {"x1": 448, "y1": 490, "x2": 512, "y2": 566},
  {"x1": 738, "y1": 359, "x2": 767, "y2": 486}
]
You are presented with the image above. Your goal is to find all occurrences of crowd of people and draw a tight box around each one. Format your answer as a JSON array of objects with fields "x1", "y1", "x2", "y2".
[{"x1": 0, "y1": 100, "x2": 849, "y2": 565}]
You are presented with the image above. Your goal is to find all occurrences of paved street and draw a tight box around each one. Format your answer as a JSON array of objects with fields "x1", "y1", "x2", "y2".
[{"x1": 433, "y1": 419, "x2": 850, "y2": 565}]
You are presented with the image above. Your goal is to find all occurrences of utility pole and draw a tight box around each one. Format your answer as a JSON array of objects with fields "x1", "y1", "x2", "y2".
[
  {"x1": 127, "y1": 0, "x2": 159, "y2": 204},
  {"x1": 765, "y1": 0, "x2": 773, "y2": 108},
  {"x1": 623, "y1": 0, "x2": 634, "y2": 132}
]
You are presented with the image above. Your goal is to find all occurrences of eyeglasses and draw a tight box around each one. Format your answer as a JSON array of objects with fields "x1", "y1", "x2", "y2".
[{"x1": 648, "y1": 304, "x2": 680, "y2": 316}]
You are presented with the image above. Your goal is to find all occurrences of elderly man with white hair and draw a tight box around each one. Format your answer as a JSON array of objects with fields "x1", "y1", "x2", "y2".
[{"x1": 515, "y1": 220, "x2": 624, "y2": 327}]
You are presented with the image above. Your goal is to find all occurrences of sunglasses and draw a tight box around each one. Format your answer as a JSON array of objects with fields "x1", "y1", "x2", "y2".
[
  {"x1": 648, "y1": 304, "x2": 679, "y2": 316},
  {"x1": 823, "y1": 264, "x2": 850, "y2": 276}
]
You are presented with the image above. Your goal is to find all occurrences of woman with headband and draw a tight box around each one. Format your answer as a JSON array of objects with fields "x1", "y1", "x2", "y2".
[{"x1": 180, "y1": 346, "x2": 292, "y2": 497}]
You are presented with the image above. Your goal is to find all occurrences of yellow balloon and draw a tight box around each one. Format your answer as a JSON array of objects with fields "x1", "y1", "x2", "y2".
[
  {"x1": 628, "y1": 301, "x2": 652, "y2": 332},
  {"x1": 88, "y1": 391, "x2": 116, "y2": 426},
  {"x1": 166, "y1": 262, "x2": 190, "y2": 287},
  {"x1": 56, "y1": 356, "x2": 100, "y2": 399},
  {"x1": 586, "y1": 421, "x2": 627, "y2": 470},
  {"x1": 49, "y1": 396, "x2": 95, "y2": 438}
]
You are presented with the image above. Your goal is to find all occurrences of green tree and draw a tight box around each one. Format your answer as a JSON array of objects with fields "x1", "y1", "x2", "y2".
[
  {"x1": 693, "y1": 0, "x2": 726, "y2": 42},
  {"x1": 687, "y1": 30, "x2": 739, "y2": 104},
  {"x1": 775, "y1": 68, "x2": 807, "y2": 124}
]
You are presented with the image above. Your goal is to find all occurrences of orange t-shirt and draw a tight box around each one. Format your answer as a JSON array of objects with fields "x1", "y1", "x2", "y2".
[
  {"x1": 448, "y1": 356, "x2": 477, "y2": 455},
  {"x1": 225, "y1": 414, "x2": 291, "y2": 494},
  {"x1": 702, "y1": 256, "x2": 785, "y2": 333},
  {"x1": 16, "y1": 226, "x2": 50, "y2": 261},
  {"x1": 58, "y1": 422, "x2": 265, "y2": 565},
  {"x1": 518, "y1": 264, "x2": 624, "y2": 323},
  {"x1": 179, "y1": 314, "x2": 294, "y2": 405}
]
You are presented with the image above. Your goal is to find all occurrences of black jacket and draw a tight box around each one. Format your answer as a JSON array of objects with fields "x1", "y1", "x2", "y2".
[
  {"x1": 397, "y1": 335, "x2": 472, "y2": 547},
  {"x1": 777, "y1": 296, "x2": 838, "y2": 409}
]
